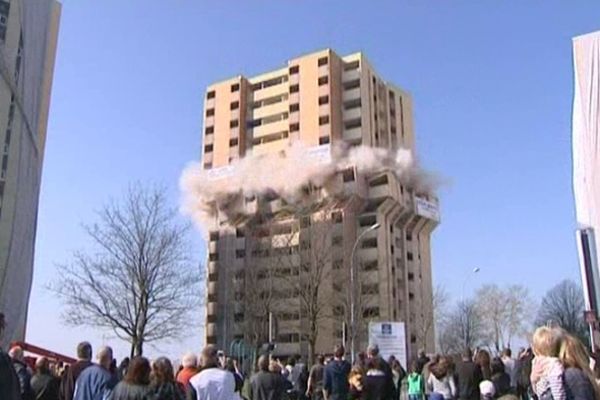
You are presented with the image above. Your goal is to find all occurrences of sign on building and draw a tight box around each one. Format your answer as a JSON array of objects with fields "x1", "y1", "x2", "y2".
[
  {"x1": 415, "y1": 197, "x2": 440, "y2": 222},
  {"x1": 368, "y1": 322, "x2": 407, "y2": 368}
]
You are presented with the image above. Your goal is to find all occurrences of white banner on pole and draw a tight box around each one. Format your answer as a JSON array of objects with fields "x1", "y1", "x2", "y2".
[{"x1": 368, "y1": 321, "x2": 407, "y2": 368}]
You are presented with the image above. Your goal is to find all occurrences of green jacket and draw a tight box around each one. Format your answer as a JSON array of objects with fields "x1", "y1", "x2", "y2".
[{"x1": 407, "y1": 373, "x2": 424, "y2": 395}]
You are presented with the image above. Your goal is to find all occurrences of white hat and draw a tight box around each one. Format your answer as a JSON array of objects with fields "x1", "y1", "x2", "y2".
[{"x1": 479, "y1": 380, "x2": 496, "y2": 397}]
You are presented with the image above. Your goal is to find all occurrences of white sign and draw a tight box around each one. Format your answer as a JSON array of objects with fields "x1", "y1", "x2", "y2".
[
  {"x1": 206, "y1": 165, "x2": 236, "y2": 181},
  {"x1": 306, "y1": 144, "x2": 332, "y2": 164},
  {"x1": 368, "y1": 321, "x2": 407, "y2": 368},
  {"x1": 415, "y1": 197, "x2": 440, "y2": 222}
]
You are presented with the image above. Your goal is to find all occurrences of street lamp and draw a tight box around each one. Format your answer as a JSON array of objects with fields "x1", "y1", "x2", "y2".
[
  {"x1": 461, "y1": 267, "x2": 481, "y2": 302},
  {"x1": 350, "y1": 222, "x2": 380, "y2": 364},
  {"x1": 460, "y1": 267, "x2": 481, "y2": 349}
]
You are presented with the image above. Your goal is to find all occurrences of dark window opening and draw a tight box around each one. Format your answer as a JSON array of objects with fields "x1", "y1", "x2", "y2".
[
  {"x1": 344, "y1": 118, "x2": 362, "y2": 130},
  {"x1": 319, "y1": 115, "x2": 330, "y2": 125},
  {"x1": 290, "y1": 123, "x2": 300, "y2": 132},
  {"x1": 204, "y1": 144, "x2": 213, "y2": 153},
  {"x1": 362, "y1": 238, "x2": 378, "y2": 249},
  {"x1": 319, "y1": 95, "x2": 329, "y2": 105},
  {"x1": 230, "y1": 119, "x2": 239, "y2": 128},
  {"x1": 290, "y1": 84, "x2": 300, "y2": 93},
  {"x1": 209, "y1": 231, "x2": 219, "y2": 241},
  {"x1": 344, "y1": 60, "x2": 360, "y2": 71},
  {"x1": 318, "y1": 76, "x2": 329, "y2": 86},
  {"x1": 289, "y1": 65, "x2": 299, "y2": 74},
  {"x1": 343, "y1": 79, "x2": 360, "y2": 90},
  {"x1": 332, "y1": 211, "x2": 343, "y2": 223},
  {"x1": 318, "y1": 56, "x2": 328, "y2": 66},
  {"x1": 369, "y1": 174, "x2": 388, "y2": 187},
  {"x1": 319, "y1": 136, "x2": 330, "y2": 145},
  {"x1": 290, "y1": 103, "x2": 300, "y2": 112},
  {"x1": 407, "y1": 252, "x2": 414, "y2": 261},
  {"x1": 206, "y1": 108, "x2": 215, "y2": 117},
  {"x1": 230, "y1": 101, "x2": 239, "y2": 110},
  {"x1": 231, "y1": 83, "x2": 240, "y2": 92},
  {"x1": 342, "y1": 168, "x2": 355, "y2": 182},
  {"x1": 207, "y1": 91, "x2": 215, "y2": 99},
  {"x1": 205, "y1": 126, "x2": 214, "y2": 135}
]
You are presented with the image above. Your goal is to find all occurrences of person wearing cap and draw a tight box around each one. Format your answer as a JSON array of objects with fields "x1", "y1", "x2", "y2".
[
  {"x1": 188, "y1": 346, "x2": 236, "y2": 400},
  {"x1": 0, "y1": 313, "x2": 22, "y2": 400},
  {"x1": 31, "y1": 356, "x2": 60, "y2": 400}
]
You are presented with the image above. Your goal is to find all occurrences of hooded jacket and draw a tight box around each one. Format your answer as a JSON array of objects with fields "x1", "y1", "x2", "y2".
[{"x1": 323, "y1": 359, "x2": 351, "y2": 400}]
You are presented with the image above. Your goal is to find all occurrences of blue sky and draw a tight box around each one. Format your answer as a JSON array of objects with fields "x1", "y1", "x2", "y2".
[{"x1": 26, "y1": 1, "x2": 600, "y2": 359}]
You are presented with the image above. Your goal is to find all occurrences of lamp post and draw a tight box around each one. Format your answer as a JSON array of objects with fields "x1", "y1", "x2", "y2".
[
  {"x1": 350, "y1": 222, "x2": 380, "y2": 364},
  {"x1": 460, "y1": 267, "x2": 480, "y2": 302},
  {"x1": 460, "y1": 267, "x2": 480, "y2": 349}
]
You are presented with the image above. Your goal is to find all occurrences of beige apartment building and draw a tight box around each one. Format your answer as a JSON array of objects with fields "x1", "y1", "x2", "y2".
[
  {"x1": 201, "y1": 49, "x2": 439, "y2": 360},
  {"x1": 0, "y1": 0, "x2": 61, "y2": 346}
]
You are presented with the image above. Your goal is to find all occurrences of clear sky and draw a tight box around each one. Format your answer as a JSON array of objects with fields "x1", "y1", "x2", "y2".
[{"x1": 26, "y1": 1, "x2": 600, "y2": 360}]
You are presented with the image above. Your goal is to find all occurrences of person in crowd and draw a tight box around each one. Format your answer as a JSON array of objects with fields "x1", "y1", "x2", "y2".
[
  {"x1": 31, "y1": 356, "x2": 60, "y2": 400},
  {"x1": 501, "y1": 349, "x2": 517, "y2": 391},
  {"x1": 516, "y1": 348, "x2": 533, "y2": 400},
  {"x1": 390, "y1": 359, "x2": 406, "y2": 400},
  {"x1": 117, "y1": 358, "x2": 130, "y2": 382},
  {"x1": 558, "y1": 332, "x2": 600, "y2": 400},
  {"x1": 9, "y1": 345, "x2": 35, "y2": 400},
  {"x1": 479, "y1": 380, "x2": 496, "y2": 400},
  {"x1": 490, "y1": 357, "x2": 511, "y2": 398},
  {"x1": 416, "y1": 351, "x2": 431, "y2": 375},
  {"x1": 366, "y1": 344, "x2": 394, "y2": 397},
  {"x1": 306, "y1": 354, "x2": 325, "y2": 400},
  {"x1": 530, "y1": 326, "x2": 566, "y2": 400},
  {"x1": 355, "y1": 353, "x2": 367, "y2": 370},
  {"x1": 348, "y1": 366, "x2": 364, "y2": 400},
  {"x1": 176, "y1": 353, "x2": 198, "y2": 391},
  {"x1": 60, "y1": 342, "x2": 94, "y2": 400},
  {"x1": 109, "y1": 356, "x2": 153, "y2": 400},
  {"x1": 407, "y1": 361, "x2": 425, "y2": 400},
  {"x1": 323, "y1": 344, "x2": 351, "y2": 400},
  {"x1": 151, "y1": 357, "x2": 185, "y2": 400},
  {"x1": 224, "y1": 358, "x2": 244, "y2": 398},
  {"x1": 456, "y1": 348, "x2": 483, "y2": 400},
  {"x1": 363, "y1": 356, "x2": 394, "y2": 400},
  {"x1": 427, "y1": 356, "x2": 457, "y2": 400},
  {"x1": 73, "y1": 346, "x2": 117, "y2": 400},
  {"x1": 0, "y1": 313, "x2": 21, "y2": 400},
  {"x1": 249, "y1": 355, "x2": 287, "y2": 400},
  {"x1": 476, "y1": 350, "x2": 492, "y2": 381},
  {"x1": 188, "y1": 345, "x2": 235, "y2": 400}
]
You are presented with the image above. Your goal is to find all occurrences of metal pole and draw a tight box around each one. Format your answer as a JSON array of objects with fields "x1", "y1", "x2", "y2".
[
  {"x1": 350, "y1": 223, "x2": 380, "y2": 365},
  {"x1": 269, "y1": 312, "x2": 273, "y2": 343}
]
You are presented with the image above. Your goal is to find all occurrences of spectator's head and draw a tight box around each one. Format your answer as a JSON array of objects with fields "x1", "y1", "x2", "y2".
[
  {"x1": 181, "y1": 352, "x2": 197, "y2": 369},
  {"x1": 532, "y1": 326, "x2": 563, "y2": 357},
  {"x1": 119, "y1": 357, "x2": 130, "y2": 369},
  {"x1": 490, "y1": 357, "x2": 505, "y2": 376},
  {"x1": 36, "y1": 357, "x2": 50, "y2": 374},
  {"x1": 96, "y1": 346, "x2": 113, "y2": 370},
  {"x1": 462, "y1": 347, "x2": 472, "y2": 361},
  {"x1": 316, "y1": 354, "x2": 325, "y2": 365},
  {"x1": 418, "y1": 350, "x2": 426, "y2": 358},
  {"x1": 200, "y1": 345, "x2": 219, "y2": 369},
  {"x1": 502, "y1": 348, "x2": 512, "y2": 358},
  {"x1": 269, "y1": 359, "x2": 282, "y2": 374},
  {"x1": 367, "y1": 344, "x2": 380, "y2": 358},
  {"x1": 152, "y1": 357, "x2": 175, "y2": 385},
  {"x1": 258, "y1": 355, "x2": 270, "y2": 372},
  {"x1": 480, "y1": 380, "x2": 496, "y2": 400},
  {"x1": 125, "y1": 356, "x2": 151, "y2": 385},
  {"x1": 410, "y1": 360, "x2": 418, "y2": 373},
  {"x1": 288, "y1": 357, "x2": 296, "y2": 367},
  {"x1": 333, "y1": 344, "x2": 345, "y2": 359},
  {"x1": 77, "y1": 341, "x2": 93, "y2": 361},
  {"x1": 9, "y1": 346, "x2": 24, "y2": 361},
  {"x1": 366, "y1": 355, "x2": 383, "y2": 371}
]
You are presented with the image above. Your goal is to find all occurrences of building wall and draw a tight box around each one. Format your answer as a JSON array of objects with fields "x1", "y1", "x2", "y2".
[
  {"x1": 200, "y1": 49, "x2": 438, "y2": 360},
  {"x1": 0, "y1": 0, "x2": 61, "y2": 346}
]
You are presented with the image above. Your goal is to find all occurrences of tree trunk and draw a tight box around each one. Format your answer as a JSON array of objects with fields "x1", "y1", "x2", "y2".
[{"x1": 135, "y1": 340, "x2": 143, "y2": 356}]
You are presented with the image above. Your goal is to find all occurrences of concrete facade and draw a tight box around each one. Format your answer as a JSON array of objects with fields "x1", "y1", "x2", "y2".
[
  {"x1": 0, "y1": 0, "x2": 61, "y2": 346},
  {"x1": 200, "y1": 49, "x2": 439, "y2": 360}
]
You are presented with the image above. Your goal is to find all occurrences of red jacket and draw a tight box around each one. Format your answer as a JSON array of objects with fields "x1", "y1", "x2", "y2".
[{"x1": 177, "y1": 367, "x2": 198, "y2": 389}]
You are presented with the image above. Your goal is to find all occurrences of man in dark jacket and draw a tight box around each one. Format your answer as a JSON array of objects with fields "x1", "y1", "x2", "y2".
[
  {"x1": 59, "y1": 342, "x2": 93, "y2": 400},
  {"x1": 249, "y1": 355, "x2": 287, "y2": 400},
  {"x1": 9, "y1": 345, "x2": 35, "y2": 400},
  {"x1": 455, "y1": 348, "x2": 483, "y2": 400},
  {"x1": 323, "y1": 345, "x2": 351, "y2": 400},
  {"x1": 366, "y1": 344, "x2": 395, "y2": 398},
  {"x1": 0, "y1": 313, "x2": 21, "y2": 400},
  {"x1": 416, "y1": 351, "x2": 430, "y2": 375},
  {"x1": 31, "y1": 357, "x2": 60, "y2": 400}
]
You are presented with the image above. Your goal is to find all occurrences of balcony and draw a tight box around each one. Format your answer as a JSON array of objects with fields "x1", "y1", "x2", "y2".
[
  {"x1": 369, "y1": 184, "x2": 390, "y2": 199},
  {"x1": 343, "y1": 87, "x2": 361, "y2": 102},
  {"x1": 207, "y1": 302, "x2": 217, "y2": 315},
  {"x1": 343, "y1": 107, "x2": 361, "y2": 121},
  {"x1": 206, "y1": 323, "x2": 217, "y2": 337},
  {"x1": 343, "y1": 127, "x2": 362, "y2": 141},
  {"x1": 205, "y1": 116, "x2": 214, "y2": 127},
  {"x1": 208, "y1": 282, "x2": 218, "y2": 295},
  {"x1": 343, "y1": 69, "x2": 360, "y2": 83},
  {"x1": 208, "y1": 262, "x2": 217, "y2": 275}
]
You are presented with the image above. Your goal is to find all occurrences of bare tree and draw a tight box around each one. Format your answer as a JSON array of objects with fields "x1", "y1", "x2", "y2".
[
  {"x1": 417, "y1": 284, "x2": 449, "y2": 352},
  {"x1": 535, "y1": 279, "x2": 587, "y2": 342},
  {"x1": 437, "y1": 299, "x2": 485, "y2": 354},
  {"x1": 51, "y1": 185, "x2": 201, "y2": 357}
]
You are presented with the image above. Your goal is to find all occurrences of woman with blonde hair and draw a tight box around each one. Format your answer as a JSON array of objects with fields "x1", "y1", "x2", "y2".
[{"x1": 559, "y1": 333, "x2": 600, "y2": 400}]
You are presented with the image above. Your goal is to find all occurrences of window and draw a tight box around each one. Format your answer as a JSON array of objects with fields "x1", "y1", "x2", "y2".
[
  {"x1": 206, "y1": 108, "x2": 215, "y2": 117},
  {"x1": 319, "y1": 136, "x2": 330, "y2": 145},
  {"x1": 229, "y1": 138, "x2": 239, "y2": 147},
  {"x1": 236, "y1": 249, "x2": 245, "y2": 258},
  {"x1": 319, "y1": 116, "x2": 330, "y2": 125},
  {"x1": 318, "y1": 56, "x2": 328, "y2": 66},
  {"x1": 207, "y1": 294, "x2": 217, "y2": 302},
  {"x1": 409, "y1": 292, "x2": 415, "y2": 300},
  {"x1": 230, "y1": 120, "x2": 239, "y2": 128},
  {"x1": 359, "y1": 215, "x2": 377, "y2": 227},
  {"x1": 344, "y1": 98, "x2": 361, "y2": 110},
  {"x1": 208, "y1": 273, "x2": 218, "y2": 282},
  {"x1": 289, "y1": 65, "x2": 299, "y2": 74},
  {"x1": 343, "y1": 79, "x2": 360, "y2": 90},
  {"x1": 369, "y1": 174, "x2": 388, "y2": 187},
  {"x1": 342, "y1": 168, "x2": 355, "y2": 182},
  {"x1": 209, "y1": 253, "x2": 218, "y2": 261},
  {"x1": 230, "y1": 101, "x2": 239, "y2": 110},
  {"x1": 344, "y1": 118, "x2": 362, "y2": 130},
  {"x1": 407, "y1": 252, "x2": 414, "y2": 261},
  {"x1": 344, "y1": 60, "x2": 360, "y2": 71},
  {"x1": 332, "y1": 211, "x2": 343, "y2": 223},
  {"x1": 319, "y1": 95, "x2": 329, "y2": 105},
  {"x1": 300, "y1": 217, "x2": 311, "y2": 228},
  {"x1": 362, "y1": 284, "x2": 379, "y2": 295},
  {"x1": 251, "y1": 130, "x2": 289, "y2": 146},
  {"x1": 363, "y1": 260, "x2": 378, "y2": 271},
  {"x1": 290, "y1": 103, "x2": 300, "y2": 112},
  {"x1": 406, "y1": 233, "x2": 413, "y2": 241},
  {"x1": 290, "y1": 123, "x2": 300, "y2": 132},
  {"x1": 209, "y1": 231, "x2": 219, "y2": 241},
  {"x1": 318, "y1": 76, "x2": 329, "y2": 86},
  {"x1": 234, "y1": 313, "x2": 244, "y2": 322},
  {"x1": 236, "y1": 228, "x2": 245, "y2": 237},
  {"x1": 205, "y1": 126, "x2": 214, "y2": 135},
  {"x1": 231, "y1": 83, "x2": 240, "y2": 92},
  {"x1": 362, "y1": 238, "x2": 378, "y2": 248},
  {"x1": 207, "y1": 91, "x2": 215, "y2": 99},
  {"x1": 204, "y1": 163, "x2": 212, "y2": 169},
  {"x1": 408, "y1": 272, "x2": 414, "y2": 281},
  {"x1": 290, "y1": 84, "x2": 299, "y2": 93},
  {"x1": 389, "y1": 90, "x2": 395, "y2": 100},
  {"x1": 363, "y1": 307, "x2": 380, "y2": 317},
  {"x1": 204, "y1": 144, "x2": 214, "y2": 153},
  {"x1": 332, "y1": 236, "x2": 343, "y2": 246}
]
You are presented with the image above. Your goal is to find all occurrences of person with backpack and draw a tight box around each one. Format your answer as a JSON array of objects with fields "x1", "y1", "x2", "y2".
[{"x1": 407, "y1": 361, "x2": 424, "y2": 400}]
